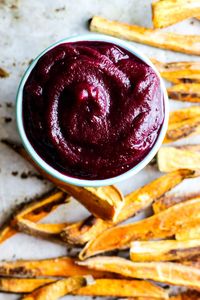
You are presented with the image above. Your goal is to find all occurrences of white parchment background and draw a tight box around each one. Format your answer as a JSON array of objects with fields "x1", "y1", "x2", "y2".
[{"x1": 0, "y1": 0, "x2": 200, "y2": 299}]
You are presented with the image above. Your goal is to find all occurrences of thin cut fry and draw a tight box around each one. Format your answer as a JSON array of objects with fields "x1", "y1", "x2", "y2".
[
  {"x1": 164, "y1": 107, "x2": 200, "y2": 143},
  {"x1": 0, "y1": 189, "x2": 68, "y2": 244},
  {"x1": 0, "y1": 257, "x2": 113, "y2": 279},
  {"x1": 78, "y1": 256, "x2": 200, "y2": 290},
  {"x1": 22, "y1": 276, "x2": 87, "y2": 300},
  {"x1": 153, "y1": 192, "x2": 200, "y2": 213},
  {"x1": 157, "y1": 146, "x2": 200, "y2": 172},
  {"x1": 151, "y1": 59, "x2": 200, "y2": 84},
  {"x1": 72, "y1": 278, "x2": 168, "y2": 298},
  {"x1": 79, "y1": 197, "x2": 200, "y2": 259},
  {"x1": 0, "y1": 278, "x2": 168, "y2": 299},
  {"x1": 62, "y1": 169, "x2": 200, "y2": 245},
  {"x1": 152, "y1": 0, "x2": 200, "y2": 29},
  {"x1": 0, "y1": 278, "x2": 55, "y2": 293},
  {"x1": 16, "y1": 219, "x2": 68, "y2": 240},
  {"x1": 1, "y1": 140, "x2": 124, "y2": 221},
  {"x1": 176, "y1": 220, "x2": 200, "y2": 240},
  {"x1": 90, "y1": 16, "x2": 200, "y2": 55},
  {"x1": 168, "y1": 83, "x2": 200, "y2": 102},
  {"x1": 130, "y1": 239, "x2": 200, "y2": 262}
]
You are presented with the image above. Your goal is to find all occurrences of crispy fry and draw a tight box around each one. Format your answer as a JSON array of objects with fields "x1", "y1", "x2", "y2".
[
  {"x1": 16, "y1": 219, "x2": 68, "y2": 240},
  {"x1": 72, "y1": 279, "x2": 168, "y2": 298},
  {"x1": 153, "y1": 192, "x2": 200, "y2": 213},
  {"x1": 2, "y1": 140, "x2": 123, "y2": 221},
  {"x1": 151, "y1": 59, "x2": 200, "y2": 84},
  {"x1": 168, "y1": 83, "x2": 200, "y2": 102},
  {"x1": 0, "y1": 278, "x2": 55, "y2": 293},
  {"x1": 128, "y1": 291, "x2": 200, "y2": 300},
  {"x1": 0, "y1": 257, "x2": 113, "y2": 278},
  {"x1": 90, "y1": 16, "x2": 200, "y2": 55},
  {"x1": 183, "y1": 255, "x2": 200, "y2": 268},
  {"x1": 62, "y1": 169, "x2": 196, "y2": 245},
  {"x1": 169, "y1": 106, "x2": 200, "y2": 124},
  {"x1": 157, "y1": 146, "x2": 200, "y2": 172},
  {"x1": 0, "y1": 189, "x2": 68, "y2": 244},
  {"x1": 0, "y1": 278, "x2": 168, "y2": 299},
  {"x1": 176, "y1": 220, "x2": 200, "y2": 240},
  {"x1": 79, "y1": 197, "x2": 200, "y2": 259},
  {"x1": 61, "y1": 183, "x2": 124, "y2": 221},
  {"x1": 22, "y1": 276, "x2": 87, "y2": 300},
  {"x1": 164, "y1": 107, "x2": 200, "y2": 143},
  {"x1": 130, "y1": 239, "x2": 200, "y2": 262},
  {"x1": 78, "y1": 256, "x2": 200, "y2": 290},
  {"x1": 152, "y1": 0, "x2": 200, "y2": 29}
]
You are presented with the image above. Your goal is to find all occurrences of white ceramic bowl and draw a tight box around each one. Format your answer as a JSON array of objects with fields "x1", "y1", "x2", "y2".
[{"x1": 16, "y1": 33, "x2": 169, "y2": 187}]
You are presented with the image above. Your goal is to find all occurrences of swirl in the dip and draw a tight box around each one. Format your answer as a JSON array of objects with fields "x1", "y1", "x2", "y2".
[{"x1": 23, "y1": 41, "x2": 164, "y2": 180}]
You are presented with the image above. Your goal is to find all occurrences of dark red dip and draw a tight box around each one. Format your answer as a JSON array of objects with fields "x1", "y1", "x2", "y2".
[{"x1": 23, "y1": 41, "x2": 164, "y2": 180}]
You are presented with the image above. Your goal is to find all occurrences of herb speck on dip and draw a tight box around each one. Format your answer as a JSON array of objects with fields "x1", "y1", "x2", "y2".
[{"x1": 23, "y1": 41, "x2": 164, "y2": 180}]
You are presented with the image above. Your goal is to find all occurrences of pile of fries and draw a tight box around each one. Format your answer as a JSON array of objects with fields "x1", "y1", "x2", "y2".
[{"x1": 1, "y1": 0, "x2": 200, "y2": 299}]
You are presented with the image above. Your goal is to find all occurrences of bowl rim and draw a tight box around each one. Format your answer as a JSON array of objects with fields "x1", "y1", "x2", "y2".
[{"x1": 16, "y1": 33, "x2": 169, "y2": 187}]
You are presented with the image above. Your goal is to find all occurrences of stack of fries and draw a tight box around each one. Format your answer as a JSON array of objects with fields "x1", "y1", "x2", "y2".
[{"x1": 1, "y1": 0, "x2": 200, "y2": 299}]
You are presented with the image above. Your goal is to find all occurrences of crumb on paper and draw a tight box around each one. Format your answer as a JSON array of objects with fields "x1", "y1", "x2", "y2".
[
  {"x1": 4, "y1": 117, "x2": 12, "y2": 123},
  {"x1": 0, "y1": 67, "x2": 9, "y2": 78}
]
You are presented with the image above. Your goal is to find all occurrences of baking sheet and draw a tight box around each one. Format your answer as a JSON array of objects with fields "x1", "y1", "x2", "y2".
[{"x1": 0, "y1": 0, "x2": 200, "y2": 299}]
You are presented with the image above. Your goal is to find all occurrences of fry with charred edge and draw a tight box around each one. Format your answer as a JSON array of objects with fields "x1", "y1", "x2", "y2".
[
  {"x1": 152, "y1": 0, "x2": 200, "y2": 29},
  {"x1": 61, "y1": 169, "x2": 200, "y2": 245},
  {"x1": 168, "y1": 83, "x2": 200, "y2": 102},
  {"x1": 0, "y1": 278, "x2": 55, "y2": 293},
  {"x1": 153, "y1": 192, "x2": 200, "y2": 214},
  {"x1": 78, "y1": 256, "x2": 200, "y2": 290},
  {"x1": 16, "y1": 219, "x2": 68, "y2": 240},
  {"x1": 90, "y1": 16, "x2": 200, "y2": 55},
  {"x1": 130, "y1": 239, "x2": 200, "y2": 262},
  {"x1": 183, "y1": 255, "x2": 200, "y2": 268},
  {"x1": 157, "y1": 146, "x2": 200, "y2": 172},
  {"x1": 79, "y1": 197, "x2": 200, "y2": 259},
  {"x1": 1, "y1": 140, "x2": 124, "y2": 221},
  {"x1": 164, "y1": 106, "x2": 200, "y2": 143},
  {"x1": 151, "y1": 59, "x2": 200, "y2": 84},
  {"x1": 176, "y1": 220, "x2": 200, "y2": 240},
  {"x1": 0, "y1": 257, "x2": 113, "y2": 278},
  {"x1": 22, "y1": 276, "x2": 87, "y2": 300},
  {"x1": 0, "y1": 278, "x2": 168, "y2": 299},
  {"x1": 0, "y1": 190, "x2": 68, "y2": 244}
]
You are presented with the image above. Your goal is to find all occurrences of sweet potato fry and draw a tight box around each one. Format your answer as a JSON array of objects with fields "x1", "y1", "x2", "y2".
[
  {"x1": 176, "y1": 220, "x2": 200, "y2": 240},
  {"x1": 72, "y1": 278, "x2": 168, "y2": 298},
  {"x1": 2, "y1": 140, "x2": 124, "y2": 221},
  {"x1": 61, "y1": 183, "x2": 124, "y2": 221},
  {"x1": 151, "y1": 59, "x2": 200, "y2": 84},
  {"x1": 152, "y1": 0, "x2": 200, "y2": 29},
  {"x1": 164, "y1": 107, "x2": 200, "y2": 143},
  {"x1": 22, "y1": 276, "x2": 87, "y2": 300},
  {"x1": 61, "y1": 169, "x2": 197, "y2": 245},
  {"x1": 0, "y1": 189, "x2": 68, "y2": 244},
  {"x1": 79, "y1": 197, "x2": 200, "y2": 259},
  {"x1": 169, "y1": 106, "x2": 200, "y2": 124},
  {"x1": 153, "y1": 192, "x2": 200, "y2": 213},
  {"x1": 16, "y1": 219, "x2": 68, "y2": 240},
  {"x1": 0, "y1": 278, "x2": 55, "y2": 293},
  {"x1": 78, "y1": 256, "x2": 200, "y2": 290},
  {"x1": 0, "y1": 257, "x2": 113, "y2": 278},
  {"x1": 0, "y1": 278, "x2": 168, "y2": 299},
  {"x1": 90, "y1": 16, "x2": 200, "y2": 55},
  {"x1": 157, "y1": 146, "x2": 200, "y2": 172},
  {"x1": 168, "y1": 83, "x2": 200, "y2": 102},
  {"x1": 130, "y1": 239, "x2": 200, "y2": 262}
]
